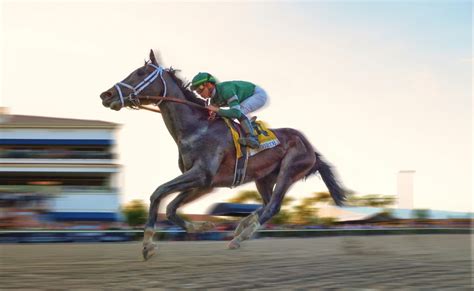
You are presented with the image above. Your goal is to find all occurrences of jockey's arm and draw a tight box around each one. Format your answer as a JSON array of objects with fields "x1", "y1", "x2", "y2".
[{"x1": 216, "y1": 95, "x2": 242, "y2": 119}]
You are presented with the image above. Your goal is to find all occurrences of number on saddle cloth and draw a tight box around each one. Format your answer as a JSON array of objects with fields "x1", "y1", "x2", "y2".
[
  {"x1": 248, "y1": 116, "x2": 269, "y2": 138},
  {"x1": 249, "y1": 119, "x2": 280, "y2": 153}
]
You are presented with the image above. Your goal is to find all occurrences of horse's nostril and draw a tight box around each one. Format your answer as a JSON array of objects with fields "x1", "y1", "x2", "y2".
[{"x1": 100, "y1": 91, "x2": 112, "y2": 100}]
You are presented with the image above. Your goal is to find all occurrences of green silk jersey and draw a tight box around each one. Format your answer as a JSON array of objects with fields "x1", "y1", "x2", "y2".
[{"x1": 211, "y1": 81, "x2": 256, "y2": 119}]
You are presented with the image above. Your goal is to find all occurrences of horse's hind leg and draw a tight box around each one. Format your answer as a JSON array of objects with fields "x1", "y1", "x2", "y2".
[
  {"x1": 229, "y1": 139, "x2": 314, "y2": 249},
  {"x1": 166, "y1": 187, "x2": 215, "y2": 233},
  {"x1": 229, "y1": 176, "x2": 293, "y2": 249},
  {"x1": 227, "y1": 176, "x2": 287, "y2": 250},
  {"x1": 234, "y1": 173, "x2": 276, "y2": 237},
  {"x1": 258, "y1": 158, "x2": 314, "y2": 225}
]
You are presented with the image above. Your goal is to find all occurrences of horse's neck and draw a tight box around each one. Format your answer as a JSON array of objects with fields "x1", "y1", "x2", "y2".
[{"x1": 159, "y1": 86, "x2": 207, "y2": 146}]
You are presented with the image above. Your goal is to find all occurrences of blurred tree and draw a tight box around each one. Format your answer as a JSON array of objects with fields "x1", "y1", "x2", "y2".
[
  {"x1": 228, "y1": 190, "x2": 294, "y2": 224},
  {"x1": 292, "y1": 197, "x2": 319, "y2": 225},
  {"x1": 229, "y1": 190, "x2": 262, "y2": 203},
  {"x1": 291, "y1": 191, "x2": 343, "y2": 225},
  {"x1": 412, "y1": 209, "x2": 431, "y2": 220},
  {"x1": 347, "y1": 194, "x2": 395, "y2": 207},
  {"x1": 122, "y1": 199, "x2": 147, "y2": 227},
  {"x1": 318, "y1": 217, "x2": 337, "y2": 226},
  {"x1": 229, "y1": 190, "x2": 294, "y2": 206},
  {"x1": 270, "y1": 210, "x2": 292, "y2": 225},
  {"x1": 312, "y1": 191, "x2": 332, "y2": 204},
  {"x1": 291, "y1": 191, "x2": 395, "y2": 226}
]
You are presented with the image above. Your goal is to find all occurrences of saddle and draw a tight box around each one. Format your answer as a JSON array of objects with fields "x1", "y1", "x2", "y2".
[{"x1": 223, "y1": 117, "x2": 280, "y2": 187}]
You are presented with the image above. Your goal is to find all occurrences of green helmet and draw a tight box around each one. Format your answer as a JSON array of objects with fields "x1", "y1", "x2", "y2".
[{"x1": 191, "y1": 72, "x2": 217, "y2": 90}]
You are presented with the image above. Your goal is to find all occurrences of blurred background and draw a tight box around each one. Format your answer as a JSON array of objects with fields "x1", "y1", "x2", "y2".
[{"x1": 0, "y1": 106, "x2": 471, "y2": 242}]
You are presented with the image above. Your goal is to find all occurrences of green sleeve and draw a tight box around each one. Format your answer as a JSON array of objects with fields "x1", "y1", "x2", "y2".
[
  {"x1": 217, "y1": 107, "x2": 242, "y2": 119},
  {"x1": 216, "y1": 86, "x2": 243, "y2": 119},
  {"x1": 217, "y1": 97, "x2": 242, "y2": 118}
]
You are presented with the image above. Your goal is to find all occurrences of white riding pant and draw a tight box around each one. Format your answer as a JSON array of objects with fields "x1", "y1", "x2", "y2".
[{"x1": 240, "y1": 86, "x2": 268, "y2": 117}]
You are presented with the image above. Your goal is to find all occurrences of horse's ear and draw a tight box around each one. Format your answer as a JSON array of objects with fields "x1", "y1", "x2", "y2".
[{"x1": 149, "y1": 49, "x2": 158, "y2": 65}]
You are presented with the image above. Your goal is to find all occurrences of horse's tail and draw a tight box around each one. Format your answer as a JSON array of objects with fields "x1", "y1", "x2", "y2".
[{"x1": 306, "y1": 151, "x2": 346, "y2": 206}]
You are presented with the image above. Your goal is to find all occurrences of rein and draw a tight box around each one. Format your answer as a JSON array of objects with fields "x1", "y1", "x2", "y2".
[{"x1": 137, "y1": 95, "x2": 207, "y2": 112}]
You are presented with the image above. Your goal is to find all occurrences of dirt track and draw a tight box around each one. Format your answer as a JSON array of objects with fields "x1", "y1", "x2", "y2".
[{"x1": 1, "y1": 234, "x2": 472, "y2": 289}]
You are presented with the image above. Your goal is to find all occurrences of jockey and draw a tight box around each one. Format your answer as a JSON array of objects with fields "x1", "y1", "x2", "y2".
[{"x1": 191, "y1": 72, "x2": 268, "y2": 149}]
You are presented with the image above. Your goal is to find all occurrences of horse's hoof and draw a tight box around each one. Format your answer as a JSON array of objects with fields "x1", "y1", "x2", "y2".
[
  {"x1": 142, "y1": 242, "x2": 158, "y2": 261},
  {"x1": 227, "y1": 239, "x2": 241, "y2": 250}
]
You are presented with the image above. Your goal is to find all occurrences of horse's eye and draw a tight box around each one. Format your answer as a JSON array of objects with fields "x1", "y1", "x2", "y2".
[{"x1": 137, "y1": 69, "x2": 145, "y2": 76}]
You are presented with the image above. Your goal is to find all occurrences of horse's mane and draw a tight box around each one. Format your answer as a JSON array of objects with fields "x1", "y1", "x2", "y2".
[{"x1": 166, "y1": 68, "x2": 207, "y2": 107}]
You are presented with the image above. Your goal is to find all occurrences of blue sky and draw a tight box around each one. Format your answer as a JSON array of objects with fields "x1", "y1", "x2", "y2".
[{"x1": 1, "y1": 1, "x2": 471, "y2": 213}]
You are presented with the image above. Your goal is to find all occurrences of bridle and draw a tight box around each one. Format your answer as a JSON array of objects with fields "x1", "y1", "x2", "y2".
[
  {"x1": 113, "y1": 63, "x2": 205, "y2": 114},
  {"x1": 114, "y1": 63, "x2": 167, "y2": 109}
]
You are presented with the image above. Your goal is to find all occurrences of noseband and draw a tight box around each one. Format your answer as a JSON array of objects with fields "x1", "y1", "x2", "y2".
[{"x1": 114, "y1": 63, "x2": 167, "y2": 108}]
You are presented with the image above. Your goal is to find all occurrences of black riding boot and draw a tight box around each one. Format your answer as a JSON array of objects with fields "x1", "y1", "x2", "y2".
[{"x1": 238, "y1": 116, "x2": 260, "y2": 149}]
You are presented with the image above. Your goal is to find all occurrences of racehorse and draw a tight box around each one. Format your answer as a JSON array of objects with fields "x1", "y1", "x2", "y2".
[{"x1": 100, "y1": 50, "x2": 346, "y2": 261}]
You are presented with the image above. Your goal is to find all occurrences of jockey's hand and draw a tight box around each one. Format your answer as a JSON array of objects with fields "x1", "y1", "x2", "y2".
[
  {"x1": 208, "y1": 111, "x2": 217, "y2": 121},
  {"x1": 205, "y1": 105, "x2": 220, "y2": 112}
]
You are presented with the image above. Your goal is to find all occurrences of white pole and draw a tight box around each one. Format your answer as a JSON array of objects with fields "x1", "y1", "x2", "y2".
[{"x1": 397, "y1": 170, "x2": 415, "y2": 209}]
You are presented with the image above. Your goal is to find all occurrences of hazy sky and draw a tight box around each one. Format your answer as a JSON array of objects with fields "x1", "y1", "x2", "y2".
[{"x1": 1, "y1": 1, "x2": 471, "y2": 213}]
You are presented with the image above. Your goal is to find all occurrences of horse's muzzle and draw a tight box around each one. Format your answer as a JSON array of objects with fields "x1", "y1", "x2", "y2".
[
  {"x1": 109, "y1": 100, "x2": 123, "y2": 111},
  {"x1": 100, "y1": 88, "x2": 126, "y2": 110},
  {"x1": 100, "y1": 90, "x2": 113, "y2": 101},
  {"x1": 100, "y1": 90, "x2": 117, "y2": 109}
]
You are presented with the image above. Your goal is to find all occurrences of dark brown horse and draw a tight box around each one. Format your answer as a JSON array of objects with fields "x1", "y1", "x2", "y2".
[{"x1": 100, "y1": 50, "x2": 346, "y2": 260}]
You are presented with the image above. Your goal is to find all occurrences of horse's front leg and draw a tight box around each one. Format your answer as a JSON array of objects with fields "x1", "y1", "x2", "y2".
[
  {"x1": 165, "y1": 187, "x2": 215, "y2": 233},
  {"x1": 143, "y1": 167, "x2": 209, "y2": 261}
]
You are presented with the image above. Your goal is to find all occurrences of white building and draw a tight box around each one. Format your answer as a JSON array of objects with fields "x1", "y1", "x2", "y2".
[{"x1": 0, "y1": 108, "x2": 121, "y2": 224}]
